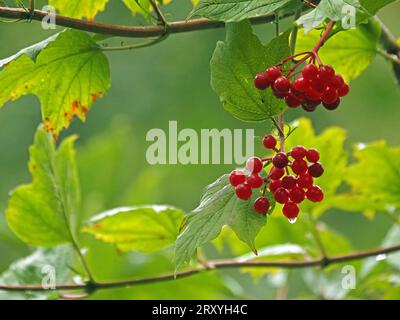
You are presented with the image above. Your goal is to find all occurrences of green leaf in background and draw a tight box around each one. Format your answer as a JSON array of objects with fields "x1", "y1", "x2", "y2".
[
  {"x1": 357, "y1": 0, "x2": 397, "y2": 23},
  {"x1": 122, "y1": 0, "x2": 171, "y2": 17},
  {"x1": 49, "y1": 0, "x2": 109, "y2": 20},
  {"x1": 0, "y1": 29, "x2": 110, "y2": 136},
  {"x1": 188, "y1": 0, "x2": 294, "y2": 22},
  {"x1": 0, "y1": 246, "x2": 74, "y2": 300},
  {"x1": 83, "y1": 206, "x2": 184, "y2": 253},
  {"x1": 175, "y1": 174, "x2": 275, "y2": 270},
  {"x1": 295, "y1": 20, "x2": 381, "y2": 81},
  {"x1": 210, "y1": 21, "x2": 290, "y2": 122},
  {"x1": 284, "y1": 118, "x2": 348, "y2": 217},
  {"x1": 334, "y1": 142, "x2": 400, "y2": 216},
  {"x1": 6, "y1": 126, "x2": 80, "y2": 246}
]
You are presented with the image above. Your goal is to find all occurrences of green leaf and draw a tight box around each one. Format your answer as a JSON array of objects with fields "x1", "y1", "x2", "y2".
[
  {"x1": 122, "y1": 0, "x2": 172, "y2": 17},
  {"x1": 49, "y1": 0, "x2": 109, "y2": 20},
  {"x1": 284, "y1": 118, "x2": 348, "y2": 217},
  {"x1": 174, "y1": 174, "x2": 275, "y2": 270},
  {"x1": 6, "y1": 126, "x2": 80, "y2": 246},
  {"x1": 210, "y1": 21, "x2": 290, "y2": 122},
  {"x1": 83, "y1": 206, "x2": 184, "y2": 253},
  {"x1": 357, "y1": 0, "x2": 397, "y2": 23},
  {"x1": 188, "y1": 0, "x2": 295, "y2": 22},
  {"x1": 295, "y1": 20, "x2": 381, "y2": 81},
  {"x1": 334, "y1": 142, "x2": 400, "y2": 215},
  {"x1": 0, "y1": 29, "x2": 110, "y2": 136},
  {"x1": 0, "y1": 246, "x2": 74, "y2": 300}
]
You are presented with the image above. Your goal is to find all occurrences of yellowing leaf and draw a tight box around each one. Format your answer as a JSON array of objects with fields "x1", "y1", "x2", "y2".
[
  {"x1": 49, "y1": 0, "x2": 109, "y2": 20},
  {"x1": 122, "y1": 0, "x2": 172, "y2": 16}
]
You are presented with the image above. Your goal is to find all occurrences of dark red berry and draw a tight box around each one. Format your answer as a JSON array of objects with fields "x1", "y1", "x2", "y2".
[
  {"x1": 306, "y1": 186, "x2": 324, "y2": 202},
  {"x1": 291, "y1": 159, "x2": 308, "y2": 175},
  {"x1": 291, "y1": 146, "x2": 307, "y2": 160},
  {"x1": 293, "y1": 77, "x2": 308, "y2": 92},
  {"x1": 269, "y1": 167, "x2": 285, "y2": 180},
  {"x1": 323, "y1": 99, "x2": 340, "y2": 111},
  {"x1": 319, "y1": 65, "x2": 335, "y2": 82},
  {"x1": 272, "y1": 152, "x2": 289, "y2": 169},
  {"x1": 254, "y1": 197, "x2": 270, "y2": 215},
  {"x1": 306, "y1": 149, "x2": 320, "y2": 163},
  {"x1": 269, "y1": 179, "x2": 282, "y2": 193},
  {"x1": 283, "y1": 202, "x2": 300, "y2": 220},
  {"x1": 289, "y1": 187, "x2": 305, "y2": 204},
  {"x1": 321, "y1": 86, "x2": 339, "y2": 104},
  {"x1": 302, "y1": 100, "x2": 320, "y2": 112},
  {"x1": 297, "y1": 173, "x2": 314, "y2": 188},
  {"x1": 302, "y1": 64, "x2": 319, "y2": 80},
  {"x1": 285, "y1": 93, "x2": 302, "y2": 108},
  {"x1": 254, "y1": 72, "x2": 270, "y2": 90},
  {"x1": 263, "y1": 135, "x2": 277, "y2": 149},
  {"x1": 282, "y1": 175, "x2": 297, "y2": 190},
  {"x1": 265, "y1": 67, "x2": 282, "y2": 83},
  {"x1": 273, "y1": 76, "x2": 291, "y2": 94},
  {"x1": 229, "y1": 170, "x2": 246, "y2": 187},
  {"x1": 273, "y1": 90, "x2": 287, "y2": 99},
  {"x1": 331, "y1": 74, "x2": 345, "y2": 88},
  {"x1": 274, "y1": 187, "x2": 290, "y2": 204},
  {"x1": 246, "y1": 157, "x2": 263, "y2": 173},
  {"x1": 247, "y1": 173, "x2": 264, "y2": 189},
  {"x1": 338, "y1": 83, "x2": 349, "y2": 97},
  {"x1": 308, "y1": 163, "x2": 324, "y2": 178},
  {"x1": 235, "y1": 183, "x2": 252, "y2": 200}
]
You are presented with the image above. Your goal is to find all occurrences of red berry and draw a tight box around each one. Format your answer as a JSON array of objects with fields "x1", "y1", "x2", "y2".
[
  {"x1": 254, "y1": 72, "x2": 270, "y2": 90},
  {"x1": 306, "y1": 186, "x2": 324, "y2": 202},
  {"x1": 273, "y1": 90, "x2": 287, "y2": 99},
  {"x1": 274, "y1": 187, "x2": 290, "y2": 204},
  {"x1": 321, "y1": 86, "x2": 338, "y2": 104},
  {"x1": 291, "y1": 159, "x2": 308, "y2": 175},
  {"x1": 263, "y1": 135, "x2": 277, "y2": 149},
  {"x1": 306, "y1": 149, "x2": 320, "y2": 163},
  {"x1": 283, "y1": 202, "x2": 300, "y2": 220},
  {"x1": 246, "y1": 157, "x2": 263, "y2": 173},
  {"x1": 291, "y1": 146, "x2": 307, "y2": 160},
  {"x1": 308, "y1": 163, "x2": 324, "y2": 178},
  {"x1": 302, "y1": 100, "x2": 320, "y2": 112},
  {"x1": 273, "y1": 76, "x2": 291, "y2": 94},
  {"x1": 302, "y1": 64, "x2": 319, "y2": 80},
  {"x1": 338, "y1": 83, "x2": 350, "y2": 97},
  {"x1": 289, "y1": 187, "x2": 305, "y2": 204},
  {"x1": 269, "y1": 179, "x2": 282, "y2": 193},
  {"x1": 282, "y1": 175, "x2": 297, "y2": 190},
  {"x1": 269, "y1": 167, "x2": 285, "y2": 180},
  {"x1": 285, "y1": 93, "x2": 302, "y2": 108},
  {"x1": 247, "y1": 173, "x2": 264, "y2": 189},
  {"x1": 272, "y1": 152, "x2": 289, "y2": 169},
  {"x1": 235, "y1": 183, "x2": 252, "y2": 200},
  {"x1": 297, "y1": 173, "x2": 314, "y2": 188},
  {"x1": 229, "y1": 170, "x2": 246, "y2": 187},
  {"x1": 293, "y1": 77, "x2": 308, "y2": 92},
  {"x1": 254, "y1": 197, "x2": 270, "y2": 215},
  {"x1": 323, "y1": 99, "x2": 340, "y2": 111},
  {"x1": 305, "y1": 87, "x2": 321, "y2": 102},
  {"x1": 319, "y1": 65, "x2": 335, "y2": 82},
  {"x1": 330, "y1": 74, "x2": 344, "y2": 88},
  {"x1": 265, "y1": 66, "x2": 282, "y2": 83}
]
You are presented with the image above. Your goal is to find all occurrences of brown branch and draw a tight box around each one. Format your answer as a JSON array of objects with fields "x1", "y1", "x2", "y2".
[{"x1": 1, "y1": 243, "x2": 400, "y2": 293}]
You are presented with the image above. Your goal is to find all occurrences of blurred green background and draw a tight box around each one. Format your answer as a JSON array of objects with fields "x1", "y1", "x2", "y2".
[{"x1": 0, "y1": 0, "x2": 399, "y2": 299}]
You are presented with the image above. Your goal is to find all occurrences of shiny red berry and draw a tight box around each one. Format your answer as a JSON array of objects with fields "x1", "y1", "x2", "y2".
[
  {"x1": 305, "y1": 87, "x2": 321, "y2": 102},
  {"x1": 302, "y1": 64, "x2": 319, "y2": 80},
  {"x1": 235, "y1": 183, "x2": 252, "y2": 200},
  {"x1": 306, "y1": 186, "x2": 324, "y2": 202},
  {"x1": 331, "y1": 74, "x2": 345, "y2": 88},
  {"x1": 338, "y1": 83, "x2": 350, "y2": 97},
  {"x1": 263, "y1": 135, "x2": 277, "y2": 149},
  {"x1": 323, "y1": 99, "x2": 340, "y2": 111},
  {"x1": 291, "y1": 146, "x2": 307, "y2": 160},
  {"x1": 293, "y1": 77, "x2": 308, "y2": 92},
  {"x1": 254, "y1": 197, "x2": 270, "y2": 215},
  {"x1": 269, "y1": 167, "x2": 285, "y2": 180},
  {"x1": 297, "y1": 173, "x2": 314, "y2": 188},
  {"x1": 306, "y1": 149, "x2": 320, "y2": 163},
  {"x1": 247, "y1": 173, "x2": 264, "y2": 189},
  {"x1": 285, "y1": 93, "x2": 302, "y2": 108},
  {"x1": 246, "y1": 157, "x2": 263, "y2": 173},
  {"x1": 321, "y1": 86, "x2": 339, "y2": 104},
  {"x1": 265, "y1": 67, "x2": 282, "y2": 83},
  {"x1": 281, "y1": 175, "x2": 297, "y2": 190},
  {"x1": 283, "y1": 202, "x2": 300, "y2": 220},
  {"x1": 273, "y1": 76, "x2": 291, "y2": 94},
  {"x1": 319, "y1": 65, "x2": 335, "y2": 82},
  {"x1": 274, "y1": 187, "x2": 290, "y2": 204},
  {"x1": 272, "y1": 152, "x2": 289, "y2": 169},
  {"x1": 308, "y1": 163, "x2": 324, "y2": 178},
  {"x1": 291, "y1": 159, "x2": 308, "y2": 175},
  {"x1": 269, "y1": 179, "x2": 282, "y2": 193},
  {"x1": 229, "y1": 170, "x2": 246, "y2": 187},
  {"x1": 254, "y1": 72, "x2": 270, "y2": 90},
  {"x1": 289, "y1": 187, "x2": 305, "y2": 204}
]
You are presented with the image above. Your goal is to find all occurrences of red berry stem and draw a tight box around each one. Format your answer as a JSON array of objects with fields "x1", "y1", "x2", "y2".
[{"x1": 312, "y1": 20, "x2": 335, "y2": 54}]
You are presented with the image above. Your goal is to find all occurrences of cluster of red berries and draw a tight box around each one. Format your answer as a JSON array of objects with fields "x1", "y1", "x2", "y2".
[
  {"x1": 254, "y1": 63, "x2": 349, "y2": 112},
  {"x1": 229, "y1": 134, "x2": 324, "y2": 222}
]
